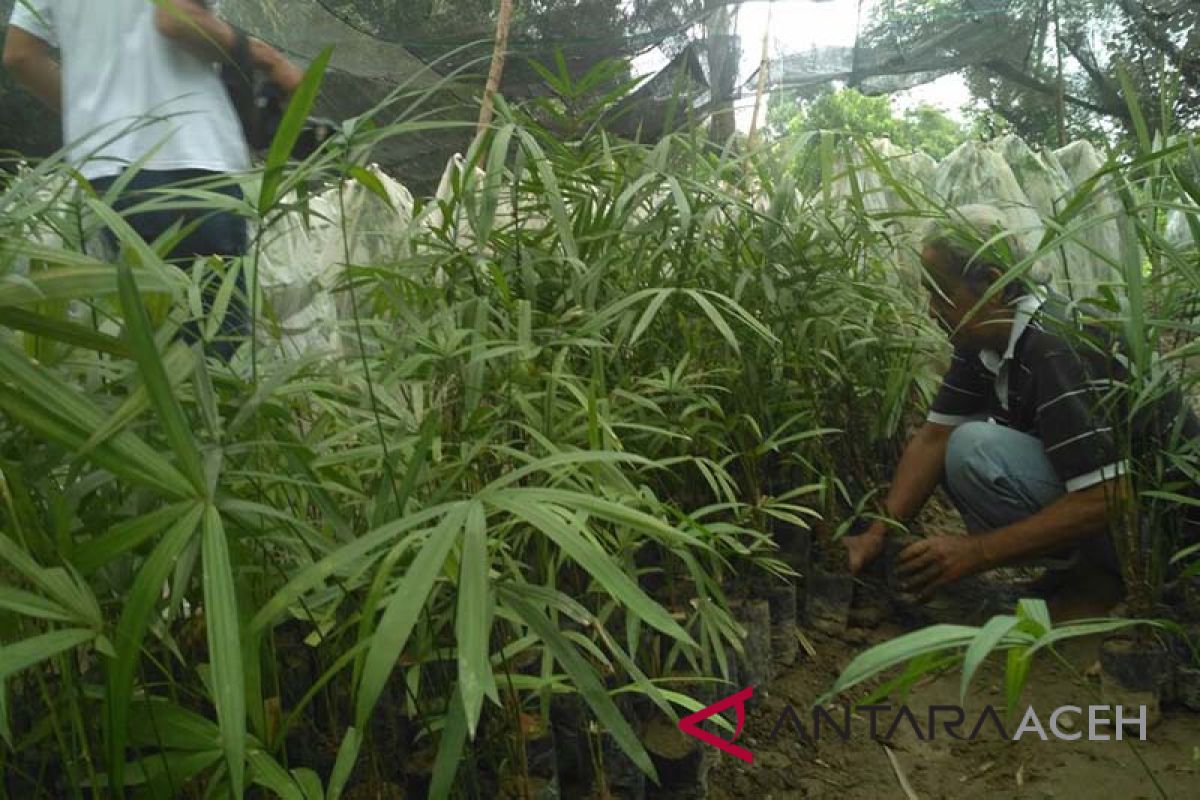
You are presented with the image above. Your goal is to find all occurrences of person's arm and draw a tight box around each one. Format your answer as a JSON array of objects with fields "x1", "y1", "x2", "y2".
[
  {"x1": 980, "y1": 479, "x2": 1120, "y2": 562},
  {"x1": 844, "y1": 421, "x2": 955, "y2": 573},
  {"x1": 845, "y1": 346, "x2": 993, "y2": 573},
  {"x1": 2, "y1": 25, "x2": 61, "y2": 112},
  {"x1": 154, "y1": 0, "x2": 302, "y2": 95},
  {"x1": 897, "y1": 478, "x2": 1123, "y2": 597}
]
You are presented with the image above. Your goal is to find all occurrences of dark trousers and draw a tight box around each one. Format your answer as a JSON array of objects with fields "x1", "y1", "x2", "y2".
[{"x1": 91, "y1": 169, "x2": 249, "y2": 361}]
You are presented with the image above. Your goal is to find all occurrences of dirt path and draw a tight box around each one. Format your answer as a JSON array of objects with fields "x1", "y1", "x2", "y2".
[
  {"x1": 705, "y1": 490, "x2": 1200, "y2": 798},
  {"x1": 707, "y1": 625, "x2": 1200, "y2": 799}
]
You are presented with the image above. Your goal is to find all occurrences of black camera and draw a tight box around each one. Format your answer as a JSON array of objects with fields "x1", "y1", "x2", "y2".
[{"x1": 220, "y1": 31, "x2": 338, "y2": 159}]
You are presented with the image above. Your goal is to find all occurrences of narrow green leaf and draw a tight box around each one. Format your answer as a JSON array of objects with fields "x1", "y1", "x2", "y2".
[
  {"x1": 508, "y1": 581, "x2": 674, "y2": 721},
  {"x1": 959, "y1": 615, "x2": 1019, "y2": 703},
  {"x1": 0, "y1": 586, "x2": 72, "y2": 623},
  {"x1": 226, "y1": 349, "x2": 328, "y2": 436},
  {"x1": 665, "y1": 175, "x2": 692, "y2": 233},
  {"x1": 106, "y1": 503, "x2": 204, "y2": 796},
  {"x1": 480, "y1": 451, "x2": 654, "y2": 495},
  {"x1": 628, "y1": 289, "x2": 672, "y2": 345},
  {"x1": 259, "y1": 48, "x2": 333, "y2": 211},
  {"x1": 428, "y1": 686, "x2": 469, "y2": 800},
  {"x1": 85, "y1": 198, "x2": 176, "y2": 280},
  {"x1": 515, "y1": 129, "x2": 578, "y2": 259},
  {"x1": 201, "y1": 505, "x2": 246, "y2": 796},
  {"x1": 1027, "y1": 618, "x2": 1158, "y2": 654},
  {"x1": 0, "y1": 306, "x2": 130, "y2": 356},
  {"x1": 0, "y1": 628, "x2": 94, "y2": 678},
  {"x1": 325, "y1": 726, "x2": 361, "y2": 800},
  {"x1": 1004, "y1": 647, "x2": 1031, "y2": 716},
  {"x1": 0, "y1": 262, "x2": 176, "y2": 307},
  {"x1": 348, "y1": 166, "x2": 393, "y2": 209},
  {"x1": 119, "y1": 749, "x2": 221, "y2": 795},
  {"x1": 293, "y1": 768, "x2": 326, "y2": 800},
  {"x1": 1016, "y1": 598, "x2": 1052, "y2": 636},
  {"x1": 825, "y1": 624, "x2": 1032, "y2": 700},
  {"x1": 497, "y1": 487, "x2": 703, "y2": 551},
  {"x1": 192, "y1": 343, "x2": 221, "y2": 438},
  {"x1": 502, "y1": 588, "x2": 656, "y2": 781},
  {"x1": 457, "y1": 501, "x2": 498, "y2": 736},
  {"x1": 117, "y1": 262, "x2": 206, "y2": 496},
  {"x1": 350, "y1": 538, "x2": 410, "y2": 691},
  {"x1": 76, "y1": 341, "x2": 195, "y2": 463},
  {"x1": 128, "y1": 698, "x2": 221, "y2": 751},
  {"x1": 1116, "y1": 62, "x2": 1152, "y2": 156},
  {"x1": 355, "y1": 504, "x2": 467, "y2": 728},
  {"x1": 487, "y1": 494, "x2": 694, "y2": 646},
  {"x1": 684, "y1": 290, "x2": 739, "y2": 353},
  {"x1": 249, "y1": 504, "x2": 456, "y2": 634},
  {"x1": 203, "y1": 258, "x2": 243, "y2": 342},
  {"x1": 71, "y1": 502, "x2": 193, "y2": 574},
  {"x1": 248, "y1": 750, "x2": 307, "y2": 800},
  {"x1": 0, "y1": 533, "x2": 100, "y2": 627},
  {"x1": 0, "y1": 345, "x2": 192, "y2": 496},
  {"x1": 475, "y1": 124, "x2": 515, "y2": 247}
]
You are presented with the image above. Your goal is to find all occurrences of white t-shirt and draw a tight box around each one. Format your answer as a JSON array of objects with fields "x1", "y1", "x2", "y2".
[{"x1": 9, "y1": 0, "x2": 250, "y2": 179}]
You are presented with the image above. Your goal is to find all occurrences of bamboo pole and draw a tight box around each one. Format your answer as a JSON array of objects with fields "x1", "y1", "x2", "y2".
[
  {"x1": 477, "y1": 0, "x2": 515, "y2": 138},
  {"x1": 746, "y1": 3, "x2": 773, "y2": 147},
  {"x1": 1052, "y1": 0, "x2": 1067, "y2": 147}
]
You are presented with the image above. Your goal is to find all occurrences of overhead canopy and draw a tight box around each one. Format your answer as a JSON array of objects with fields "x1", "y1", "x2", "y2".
[
  {"x1": 10, "y1": 0, "x2": 1191, "y2": 183},
  {"x1": 762, "y1": 1, "x2": 1038, "y2": 95}
]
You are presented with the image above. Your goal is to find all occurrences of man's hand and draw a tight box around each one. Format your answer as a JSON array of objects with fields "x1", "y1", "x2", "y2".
[
  {"x1": 896, "y1": 535, "x2": 987, "y2": 599},
  {"x1": 843, "y1": 525, "x2": 886, "y2": 575},
  {"x1": 267, "y1": 56, "x2": 304, "y2": 98},
  {"x1": 249, "y1": 38, "x2": 304, "y2": 98}
]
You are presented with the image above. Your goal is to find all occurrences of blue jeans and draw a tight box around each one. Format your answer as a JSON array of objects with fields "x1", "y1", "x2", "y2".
[
  {"x1": 943, "y1": 421, "x2": 1121, "y2": 574},
  {"x1": 91, "y1": 169, "x2": 249, "y2": 361}
]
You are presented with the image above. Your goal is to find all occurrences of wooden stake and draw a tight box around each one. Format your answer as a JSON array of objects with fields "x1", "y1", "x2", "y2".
[{"x1": 477, "y1": 0, "x2": 516, "y2": 138}]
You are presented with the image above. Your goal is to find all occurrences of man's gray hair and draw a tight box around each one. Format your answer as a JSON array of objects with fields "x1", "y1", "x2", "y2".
[{"x1": 918, "y1": 204, "x2": 1032, "y2": 279}]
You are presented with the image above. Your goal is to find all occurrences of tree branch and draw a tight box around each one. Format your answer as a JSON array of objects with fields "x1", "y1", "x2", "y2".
[
  {"x1": 1117, "y1": 0, "x2": 1182, "y2": 64},
  {"x1": 1115, "y1": 0, "x2": 1200, "y2": 90},
  {"x1": 981, "y1": 58, "x2": 1120, "y2": 119},
  {"x1": 1059, "y1": 34, "x2": 1127, "y2": 116}
]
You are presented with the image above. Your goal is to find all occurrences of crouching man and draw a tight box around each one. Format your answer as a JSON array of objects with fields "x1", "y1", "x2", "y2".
[{"x1": 844, "y1": 205, "x2": 1200, "y2": 614}]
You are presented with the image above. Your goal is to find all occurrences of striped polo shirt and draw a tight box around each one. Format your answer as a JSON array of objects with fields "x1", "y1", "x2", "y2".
[{"x1": 928, "y1": 291, "x2": 1200, "y2": 493}]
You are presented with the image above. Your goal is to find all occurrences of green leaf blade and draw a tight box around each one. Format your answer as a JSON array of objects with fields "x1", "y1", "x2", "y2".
[{"x1": 201, "y1": 505, "x2": 247, "y2": 796}]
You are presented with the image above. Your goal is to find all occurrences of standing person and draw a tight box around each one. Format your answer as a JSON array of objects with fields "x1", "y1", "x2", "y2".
[
  {"x1": 3, "y1": 0, "x2": 303, "y2": 359},
  {"x1": 841, "y1": 204, "x2": 1200, "y2": 617}
]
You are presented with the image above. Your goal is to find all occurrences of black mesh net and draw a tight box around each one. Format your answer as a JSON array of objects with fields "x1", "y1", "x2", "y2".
[
  {"x1": 4, "y1": 0, "x2": 1195, "y2": 186},
  {"x1": 215, "y1": 0, "x2": 725, "y2": 185},
  {"x1": 768, "y1": 3, "x2": 1038, "y2": 94}
]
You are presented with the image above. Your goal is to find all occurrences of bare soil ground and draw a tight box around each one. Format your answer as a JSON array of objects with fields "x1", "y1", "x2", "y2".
[
  {"x1": 707, "y1": 625, "x2": 1200, "y2": 799},
  {"x1": 706, "y1": 496, "x2": 1200, "y2": 799}
]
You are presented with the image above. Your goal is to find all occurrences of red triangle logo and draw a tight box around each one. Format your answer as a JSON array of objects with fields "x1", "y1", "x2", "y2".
[{"x1": 677, "y1": 686, "x2": 754, "y2": 763}]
